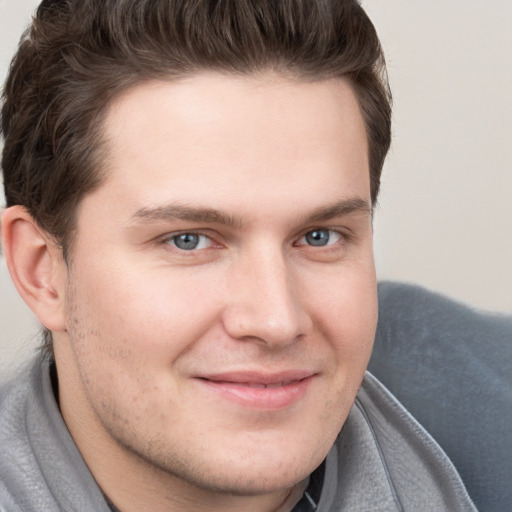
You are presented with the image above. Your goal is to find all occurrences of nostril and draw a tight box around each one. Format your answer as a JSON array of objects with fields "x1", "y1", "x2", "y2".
[
  {"x1": 222, "y1": 303, "x2": 310, "y2": 348},
  {"x1": 222, "y1": 257, "x2": 311, "y2": 345}
]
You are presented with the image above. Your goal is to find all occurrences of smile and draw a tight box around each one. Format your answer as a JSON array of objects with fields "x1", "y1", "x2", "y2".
[
  {"x1": 238, "y1": 381, "x2": 295, "y2": 389},
  {"x1": 195, "y1": 371, "x2": 316, "y2": 410}
]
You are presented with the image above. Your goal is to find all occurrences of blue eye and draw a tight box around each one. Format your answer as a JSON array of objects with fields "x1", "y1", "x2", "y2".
[
  {"x1": 169, "y1": 233, "x2": 211, "y2": 251},
  {"x1": 300, "y1": 229, "x2": 342, "y2": 247},
  {"x1": 305, "y1": 229, "x2": 330, "y2": 246}
]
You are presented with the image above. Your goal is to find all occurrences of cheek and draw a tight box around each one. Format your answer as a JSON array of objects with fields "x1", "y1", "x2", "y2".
[
  {"x1": 310, "y1": 266, "x2": 377, "y2": 380},
  {"x1": 312, "y1": 263, "x2": 377, "y2": 336},
  {"x1": 70, "y1": 259, "x2": 223, "y2": 358}
]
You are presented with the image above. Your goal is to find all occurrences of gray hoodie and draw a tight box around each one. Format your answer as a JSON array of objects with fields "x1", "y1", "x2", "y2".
[{"x1": 0, "y1": 355, "x2": 476, "y2": 511}]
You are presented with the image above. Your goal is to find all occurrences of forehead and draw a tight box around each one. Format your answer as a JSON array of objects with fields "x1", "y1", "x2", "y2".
[{"x1": 95, "y1": 73, "x2": 370, "y2": 217}]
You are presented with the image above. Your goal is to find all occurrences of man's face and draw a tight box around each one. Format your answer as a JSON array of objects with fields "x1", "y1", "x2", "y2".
[{"x1": 55, "y1": 73, "x2": 377, "y2": 501}]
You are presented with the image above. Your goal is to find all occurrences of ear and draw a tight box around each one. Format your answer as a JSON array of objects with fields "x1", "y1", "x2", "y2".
[{"x1": 1, "y1": 206, "x2": 67, "y2": 332}]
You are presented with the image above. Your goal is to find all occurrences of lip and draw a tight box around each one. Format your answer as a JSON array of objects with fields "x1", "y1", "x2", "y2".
[{"x1": 194, "y1": 370, "x2": 316, "y2": 410}]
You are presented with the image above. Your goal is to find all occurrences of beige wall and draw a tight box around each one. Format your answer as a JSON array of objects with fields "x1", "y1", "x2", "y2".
[
  {"x1": 364, "y1": 1, "x2": 512, "y2": 314},
  {"x1": 1, "y1": 0, "x2": 511, "y2": 374}
]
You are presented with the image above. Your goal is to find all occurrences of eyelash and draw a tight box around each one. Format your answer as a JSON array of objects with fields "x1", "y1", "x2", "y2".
[
  {"x1": 159, "y1": 228, "x2": 347, "y2": 253},
  {"x1": 160, "y1": 232, "x2": 217, "y2": 251},
  {"x1": 295, "y1": 228, "x2": 344, "y2": 248}
]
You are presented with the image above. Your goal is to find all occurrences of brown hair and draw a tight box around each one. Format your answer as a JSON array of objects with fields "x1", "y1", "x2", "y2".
[
  {"x1": 2, "y1": 0, "x2": 391, "y2": 349},
  {"x1": 2, "y1": 0, "x2": 391, "y2": 254}
]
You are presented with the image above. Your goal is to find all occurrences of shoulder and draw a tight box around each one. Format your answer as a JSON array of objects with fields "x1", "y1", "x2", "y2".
[
  {"x1": 354, "y1": 374, "x2": 475, "y2": 511},
  {"x1": 0, "y1": 358, "x2": 40, "y2": 449},
  {"x1": 0, "y1": 356, "x2": 110, "y2": 512},
  {"x1": 0, "y1": 480, "x2": 23, "y2": 512},
  {"x1": 0, "y1": 359, "x2": 43, "y2": 511},
  {"x1": 319, "y1": 374, "x2": 476, "y2": 511}
]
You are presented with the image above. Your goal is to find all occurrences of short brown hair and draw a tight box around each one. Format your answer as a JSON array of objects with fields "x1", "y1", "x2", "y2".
[{"x1": 2, "y1": 0, "x2": 391, "y2": 258}]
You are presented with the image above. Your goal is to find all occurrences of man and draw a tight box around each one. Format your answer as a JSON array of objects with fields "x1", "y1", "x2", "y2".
[{"x1": 0, "y1": 1, "x2": 476, "y2": 510}]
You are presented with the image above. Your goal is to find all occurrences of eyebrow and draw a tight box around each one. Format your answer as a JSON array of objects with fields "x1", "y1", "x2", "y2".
[
  {"x1": 128, "y1": 204, "x2": 243, "y2": 227},
  {"x1": 300, "y1": 197, "x2": 373, "y2": 224},
  {"x1": 128, "y1": 197, "x2": 372, "y2": 228}
]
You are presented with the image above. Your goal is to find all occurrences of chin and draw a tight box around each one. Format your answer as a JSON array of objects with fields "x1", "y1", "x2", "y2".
[
  {"x1": 186, "y1": 465, "x2": 311, "y2": 497},
  {"x1": 144, "y1": 439, "x2": 322, "y2": 497},
  {"x1": 197, "y1": 442, "x2": 325, "y2": 495}
]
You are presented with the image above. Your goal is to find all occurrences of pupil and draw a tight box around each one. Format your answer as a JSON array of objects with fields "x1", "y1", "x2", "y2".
[
  {"x1": 306, "y1": 229, "x2": 329, "y2": 246},
  {"x1": 175, "y1": 233, "x2": 199, "y2": 250}
]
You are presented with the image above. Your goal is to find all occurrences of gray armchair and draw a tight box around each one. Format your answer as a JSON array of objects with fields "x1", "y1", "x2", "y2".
[{"x1": 371, "y1": 282, "x2": 512, "y2": 512}]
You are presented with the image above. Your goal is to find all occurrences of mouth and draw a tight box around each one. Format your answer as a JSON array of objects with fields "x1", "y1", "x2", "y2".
[{"x1": 194, "y1": 371, "x2": 316, "y2": 410}]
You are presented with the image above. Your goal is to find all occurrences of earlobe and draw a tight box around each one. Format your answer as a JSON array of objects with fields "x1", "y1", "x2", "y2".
[{"x1": 1, "y1": 206, "x2": 67, "y2": 332}]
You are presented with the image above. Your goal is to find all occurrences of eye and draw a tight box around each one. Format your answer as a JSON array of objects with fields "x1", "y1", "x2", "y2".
[
  {"x1": 298, "y1": 228, "x2": 342, "y2": 247},
  {"x1": 166, "y1": 233, "x2": 213, "y2": 251}
]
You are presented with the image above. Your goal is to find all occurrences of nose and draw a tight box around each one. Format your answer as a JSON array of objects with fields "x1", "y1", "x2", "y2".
[{"x1": 221, "y1": 247, "x2": 312, "y2": 348}]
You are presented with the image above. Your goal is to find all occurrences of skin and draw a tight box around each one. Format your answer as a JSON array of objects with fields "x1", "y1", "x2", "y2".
[{"x1": 10, "y1": 73, "x2": 378, "y2": 511}]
